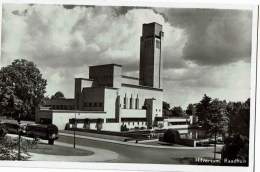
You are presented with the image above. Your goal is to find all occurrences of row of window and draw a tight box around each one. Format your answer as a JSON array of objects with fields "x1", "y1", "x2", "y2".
[
  {"x1": 168, "y1": 122, "x2": 190, "y2": 125},
  {"x1": 121, "y1": 118, "x2": 146, "y2": 122},
  {"x1": 45, "y1": 105, "x2": 74, "y2": 110},
  {"x1": 91, "y1": 75, "x2": 113, "y2": 80},
  {"x1": 123, "y1": 121, "x2": 147, "y2": 126},
  {"x1": 69, "y1": 118, "x2": 104, "y2": 124},
  {"x1": 84, "y1": 102, "x2": 103, "y2": 107},
  {"x1": 144, "y1": 40, "x2": 161, "y2": 48}
]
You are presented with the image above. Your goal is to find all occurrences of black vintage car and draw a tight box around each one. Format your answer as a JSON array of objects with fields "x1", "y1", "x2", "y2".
[
  {"x1": 25, "y1": 124, "x2": 59, "y2": 145},
  {"x1": 4, "y1": 122, "x2": 26, "y2": 135}
]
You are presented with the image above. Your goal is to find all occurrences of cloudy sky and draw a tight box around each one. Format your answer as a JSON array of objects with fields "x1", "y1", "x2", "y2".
[{"x1": 1, "y1": 3, "x2": 253, "y2": 108}]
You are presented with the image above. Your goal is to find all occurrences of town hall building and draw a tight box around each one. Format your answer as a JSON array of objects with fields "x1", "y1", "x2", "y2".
[{"x1": 35, "y1": 22, "x2": 168, "y2": 131}]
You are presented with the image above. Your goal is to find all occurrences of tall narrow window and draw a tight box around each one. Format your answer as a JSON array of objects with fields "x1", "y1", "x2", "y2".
[{"x1": 156, "y1": 40, "x2": 160, "y2": 48}]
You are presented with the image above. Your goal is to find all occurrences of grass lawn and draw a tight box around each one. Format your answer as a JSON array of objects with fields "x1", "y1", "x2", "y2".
[{"x1": 28, "y1": 143, "x2": 94, "y2": 156}]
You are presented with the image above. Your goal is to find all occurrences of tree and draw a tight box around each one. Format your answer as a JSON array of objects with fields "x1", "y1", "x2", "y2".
[
  {"x1": 222, "y1": 98, "x2": 250, "y2": 164},
  {"x1": 171, "y1": 106, "x2": 184, "y2": 117},
  {"x1": 227, "y1": 98, "x2": 250, "y2": 137},
  {"x1": 51, "y1": 91, "x2": 65, "y2": 99},
  {"x1": 186, "y1": 104, "x2": 196, "y2": 116},
  {"x1": 162, "y1": 101, "x2": 171, "y2": 117},
  {"x1": 0, "y1": 59, "x2": 47, "y2": 120},
  {"x1": 196, "y1": 95, "x2": 229, "y2": 159},
  {"x1": 195, "y1": 94, "x2": 212, "y2": 126},
  {"x1": 163, "y1": 101, "x2": 170, "y2": 110},
  {"x1": 163, "y1": 129, "x2": 180, "y2": 145}
]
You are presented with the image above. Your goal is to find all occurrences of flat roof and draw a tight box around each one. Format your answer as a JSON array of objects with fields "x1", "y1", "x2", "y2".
[
  {"x1": 143, "y1": 22, "x2": 162, "y2": 26},
  {"x1": 74, "y1": 78, "x2": 94, "y2": 81},
  {"x1": 40, "y1": 109, "x2": 107, "y2": 113},
  {"x1": 121, "y1": 83, "x2": 163, "y2": 91},
  {"x1": 82, "y1": 86, "x2": 118, "y2": 90},
  {"x1": 89, "y1": 63, "x2": 122, "y2": 68}
]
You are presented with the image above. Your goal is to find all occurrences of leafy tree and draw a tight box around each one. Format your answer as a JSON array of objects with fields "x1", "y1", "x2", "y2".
[
  {"x1": 196, "y1": 95, "x2": 229, "y2": 159},
  {"x1": 163, "y1": 101, "x2": 171, "y2": 117},
  {"x1": 163, "y1": 101, "x2": 170, "y2": 110},
  {"x1": 163, "y1": 129, "x2": 180, "y2": 145},
  {"x1": 221, "y1": 135, "x2": 249, "y2": 166},
  {"x1": 227, "y1": 98, "x2": 250, "y2": 137},
  {"x1": 0, "y1": 59, "x2": 47, "y2": 120},
  {"x1": 51, "y1": 91, "x2": 65, "y2": 99},
  {"x1": 186, "y1": 104, "x2": 196, "y2": 116},
  {"x1": 223, "y1": 98, "x2": 250, "y2": 164},
  {"x1": 171, "y1": 106, "x2": 184, "y2": 117},
  {"x1": 195, "y1": 94, "x2": 212, "y2": 126}
]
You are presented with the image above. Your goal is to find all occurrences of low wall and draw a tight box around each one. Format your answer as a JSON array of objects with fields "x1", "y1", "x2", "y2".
[
  {"x1": 67, "y1": 128, "x2": 151, "y2": 139},
  {"x1": 159, "y1": 137, "x2": 197, "y2": 147}
]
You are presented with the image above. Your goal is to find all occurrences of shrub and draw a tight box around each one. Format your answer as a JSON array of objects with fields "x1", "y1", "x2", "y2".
[
  {"x1": 121, "y1": 124, "x2": 129, "y2": 131},
  {"x1": 0, "y1": 136, "x2": 38, "y2": 160},
  {"x1": 0, "y1": 124, "x2": 7, "y2": 137},
  {"x1": 163, "y1": 129, "x2": 180, "y2": 145},
  {"x1": 221, "y1": 135, "x2": 248, "y2": 166},
  {"x1": 158, "y1": 123, "x2": 164, "y2": 129}
]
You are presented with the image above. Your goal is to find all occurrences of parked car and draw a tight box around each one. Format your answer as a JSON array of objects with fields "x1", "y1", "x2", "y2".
[
  {"x1": 4, "y1": 122, "x2": 26, "y2": 135},
  {"x1": 25, "y1": 124, "x2": 59, "y2": 145}
]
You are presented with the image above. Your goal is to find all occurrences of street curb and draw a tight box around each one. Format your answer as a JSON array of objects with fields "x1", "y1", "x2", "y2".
[{"x1": 59, "y1": 132, "x2": 220, "y2": 150}]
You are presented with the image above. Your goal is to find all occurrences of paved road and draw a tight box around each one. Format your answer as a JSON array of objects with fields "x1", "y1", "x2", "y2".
[
  {"x1": 30, "y1": 141, "x2": 119, "y2": 162},
  {"x1": 58, "y1": 134, "x2": 222, "y2": 164}
]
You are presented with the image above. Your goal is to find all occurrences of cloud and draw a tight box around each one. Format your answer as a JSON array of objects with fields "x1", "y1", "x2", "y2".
[
  {"x1": 155, "y1": 8, "x2": 252, "y2": 66},
  {"x1": 1, "y1": 4, "x2": 252, "y2": 107},
  {"x1": 163, "y1": 61, "x2": 251, "y2": 107}
]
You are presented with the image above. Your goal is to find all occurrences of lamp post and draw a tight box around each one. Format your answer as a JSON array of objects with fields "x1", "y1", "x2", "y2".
[
  {"x1": 74, "y1": 112, "x2": 76, "y2": 149},
  {"x1": 17, "y1": 114, "x2": 21, "y2": 161},
  {"x1": 73, "y1": 112, "x2": 80, "y2": 149}
]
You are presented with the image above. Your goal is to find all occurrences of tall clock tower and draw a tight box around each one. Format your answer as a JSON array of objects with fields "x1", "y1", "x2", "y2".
[{"x1": 139, "y1": 22, "x2": 164, "y2": 89}]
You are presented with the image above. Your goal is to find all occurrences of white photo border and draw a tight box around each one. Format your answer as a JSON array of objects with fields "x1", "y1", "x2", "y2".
[{"x1": 0, "y1": 0, "x2": 258, "y2": 172}]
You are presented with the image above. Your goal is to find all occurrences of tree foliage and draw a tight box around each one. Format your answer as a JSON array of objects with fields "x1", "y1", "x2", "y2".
[
  {"x1": 51, "y1": 91, "x2": 65, "y2": 99},
  {"x1": 171, "y1": 106, "x2": 184, "y2": 117},
  {"x1": 163, "y1": 101, "x2": 170, "y2": 110},
  {"x1": 195, "y1": 94, "x2": 229, "y2": 135},
  {"x1": 226, "y1": 98, "x2": 250, "y2": 137},
  {"x1": 0, "y1": 59, "x2": 47, "y2": 120},
  {"x1": 162, "y1": 101, "x2": 172, "y2": 117},
  {"x1": 186, "y1": 104, "x2": 196, "y2": 116},
  {"x1": 0, "y1": 136, "x2": 38, "y2": 160},
  {"x1": 163, "y1": 129, "x2": 180, "y2": 145}
]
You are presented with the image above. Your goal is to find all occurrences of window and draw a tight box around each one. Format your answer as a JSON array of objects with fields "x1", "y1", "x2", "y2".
[
  {"x1": 156, "y1": 40, "x2": 160, "y2": 48},
  {"x1": 94, "y1": 103, "x2": 97, "y2": 107},
  {"x1": 98, "y1": 102, "x2": 103, "y2": 107}
]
